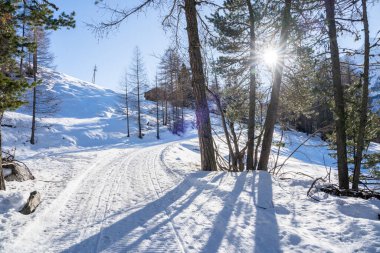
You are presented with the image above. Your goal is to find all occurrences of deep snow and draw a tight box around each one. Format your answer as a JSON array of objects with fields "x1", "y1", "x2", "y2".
[{"x1": 0, "y1": 69, "x2": 379, "y2": 253}]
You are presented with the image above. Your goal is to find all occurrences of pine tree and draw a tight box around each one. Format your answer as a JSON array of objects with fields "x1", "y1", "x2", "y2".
[{"x1": 0, "y1": 1, "x2": 33, "y2": 191}]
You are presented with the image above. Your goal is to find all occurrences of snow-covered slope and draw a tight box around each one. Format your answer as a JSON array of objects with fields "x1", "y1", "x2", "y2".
[
  {"x1": 2, "y1": 69, "x2": 163, "y2": 151},
  {"x1": 0, "y1": 70, "x2": 379, "y2": 253}
]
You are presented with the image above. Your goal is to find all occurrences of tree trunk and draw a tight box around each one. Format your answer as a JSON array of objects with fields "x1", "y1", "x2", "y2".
[
  {"x1": 210, "y1": 90, "x2": 236, "y2": 170},
  {"x1": 162, "y1": 101, "x2": 165, "y2": 125},
  {"x1": 324, "y1": 0, "x2": 349, "y2": 189},
  {"x1": 352, "y1": 0, "x2": 370, "y2": 191},
  {"x1": 164, "y1": 84, "x2": 168, "y2": 126},
  {"x1": 0, "y1": 113, "x2": 5, "y2": 191},
  {"x1": 246, "y1": 0, "x2": 257, "y2": 170},
  {"x1": 253, "y1": 102, "x2": 265, "y2": 170},
  {"x1": 30, "y1": 28, "x2": 37, "y2": 145},
  {"x1": 156, "y1": 76, "x2": 160, "y2": 139},
  {"x1": 274, "y1": 129, "x2": 284, "y2": 169},
  {"x1": 258, "y1": 0, "x2": 292, "y2": 171},
  {"x1": 184, "y1": 0, "x2": 217, "y2": 171},
  {"x1": 126, "y1": 84, "x2": 130, "y2": 137},
  {"x1": 137, "y1": 57, "x2": 142, "y2": 139}
]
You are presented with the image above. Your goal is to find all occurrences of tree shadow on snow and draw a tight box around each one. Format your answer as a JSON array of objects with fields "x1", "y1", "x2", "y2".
[
  {"x1": 200, "y1": 172, "x2": 247, "y2": 253},
  {"x1": 199, "y1": 172, "x2": 281, "y2": 253},
  {"x1": 60, "y1": 172, "x2": 211, "y2": 253},
  {"x1": 252, "y1": 171, "x2": 281, "y2": 253}
]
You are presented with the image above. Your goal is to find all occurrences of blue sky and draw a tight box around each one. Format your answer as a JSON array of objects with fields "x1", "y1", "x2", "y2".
[
  {"x1": 50, "y1": 0, "x2": 170, "y2": 91},
  {"x1": 50, "y1": 1, "x2": 380, "y2": 91}
]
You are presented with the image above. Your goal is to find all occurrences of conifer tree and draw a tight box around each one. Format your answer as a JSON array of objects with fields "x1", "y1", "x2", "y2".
[
  {"x1": 209, "y1": 0, "x2": 267, "y2": 170},
  {"x1": 0, "y1": 2, "x2": 32, "y2": 191}
]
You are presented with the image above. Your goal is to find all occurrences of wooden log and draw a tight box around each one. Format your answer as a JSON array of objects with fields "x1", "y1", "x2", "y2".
[{"x1": 19, "y1": 191, "x2": 41, "y2": 215}]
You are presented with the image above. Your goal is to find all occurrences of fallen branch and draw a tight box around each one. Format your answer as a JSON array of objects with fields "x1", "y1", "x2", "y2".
[
  {"x1": 275, "y1": 125, "x2": 332, "y2": 176},
  {"x1": 307, "y1": 177, "x2": 325, "y2": 201},
  {"x1": 320, "y1": 185, "x2": 380, "y2": 200},
  {"x1": 1, "y1": 124, "x2": 16, "y2": 128}
]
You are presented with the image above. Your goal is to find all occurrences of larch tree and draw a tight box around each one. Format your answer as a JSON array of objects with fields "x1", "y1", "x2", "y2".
[
  {"x1": 158, "y1": 48, "x2": 182, "y2": 131},
  {"x1": 24, "y1": 0, "x2": 75, "y2": 144},
  {"x1": 130, "y1": 47, "x2": 148, "y2": 139}
]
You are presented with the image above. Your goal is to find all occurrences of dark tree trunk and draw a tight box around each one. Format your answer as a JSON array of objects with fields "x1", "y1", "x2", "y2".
[
  {"x1": 156, "y1": 76, "x2": 160, "y2": 139},
  {"x1": 126, "y1": 84, "x2": 130, "y2": 137},
  {"x1": 161, "y1": 101, "x2": 165, "y2": 125},
  {"x1": 137, "y1": 77, "x2": 142, "y2": 139},
  {"x1": 253, "y1": 102, "x2": 265, "y2": 170},
  {"x1": 184, "y1": 0, "x2": 217, "y2": 171},
  {"x1": 0, "y1": 113, "x2": 5, "y2": 191},
  {"x1": 164, "y1": 90, "x2": 168, "y2": 126},
  {"x1": 324, "y1": 0, "x2": 349, "y2": 189},
  {"x1": 246, "y1": 0, "x2": 257, "y2": 170},
  {"x1": 258, "y1": 0, "x2": 292, "y2": 171},
  {"x1": 181, "y1": 107, "x2": 184, "y2": 132},
  {"x1": 30, "y1": 28, "x2": 37, "y2": 145},
  {"x1": 352, "y1": 0, "x2": 370, "y2": 191}
]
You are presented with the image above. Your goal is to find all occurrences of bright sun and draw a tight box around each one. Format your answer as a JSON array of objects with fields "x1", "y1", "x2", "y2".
[{"x1": 263, "y1": 48, "x2": 278, "y2": 67}]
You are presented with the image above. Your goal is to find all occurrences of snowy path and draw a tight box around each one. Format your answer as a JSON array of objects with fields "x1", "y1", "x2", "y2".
[
  {"x1": 8, "y1": 142, "x2": 189, "y2": 252},
  {"x1": 5, "y1": 138, "x2": 380, "y2": 253},
  {"x1": 3, "y1": 67, "x2": 380, "y2": 253}
]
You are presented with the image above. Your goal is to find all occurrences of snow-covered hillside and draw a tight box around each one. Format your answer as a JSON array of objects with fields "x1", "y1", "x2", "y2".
[{"x1": 0, "y1": 70, "x2": 379, "y2": 253}]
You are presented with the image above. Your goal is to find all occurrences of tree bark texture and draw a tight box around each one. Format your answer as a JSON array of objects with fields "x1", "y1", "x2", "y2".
[
  {"x1": 246, "y1": 0, "x2": 257, "y2": 170},
  {"x1": 184, "y1": 0, "x2": 217, "y2": 171},
  {"x1": 324, "y1": 0, "x2": 349, "y2": 189}
]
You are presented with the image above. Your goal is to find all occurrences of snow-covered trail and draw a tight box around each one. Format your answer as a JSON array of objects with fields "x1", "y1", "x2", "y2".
[
  {"x1": 8, "y1": 141, "x2": 189, "y2": 253},
  {"x1": 5, "y1": 137, "x2": 380, "y2": 253}
]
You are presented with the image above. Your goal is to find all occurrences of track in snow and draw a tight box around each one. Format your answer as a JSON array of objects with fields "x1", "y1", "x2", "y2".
[{"x1": 8, "y1": 141, "x2": 188, "y2": 253}]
